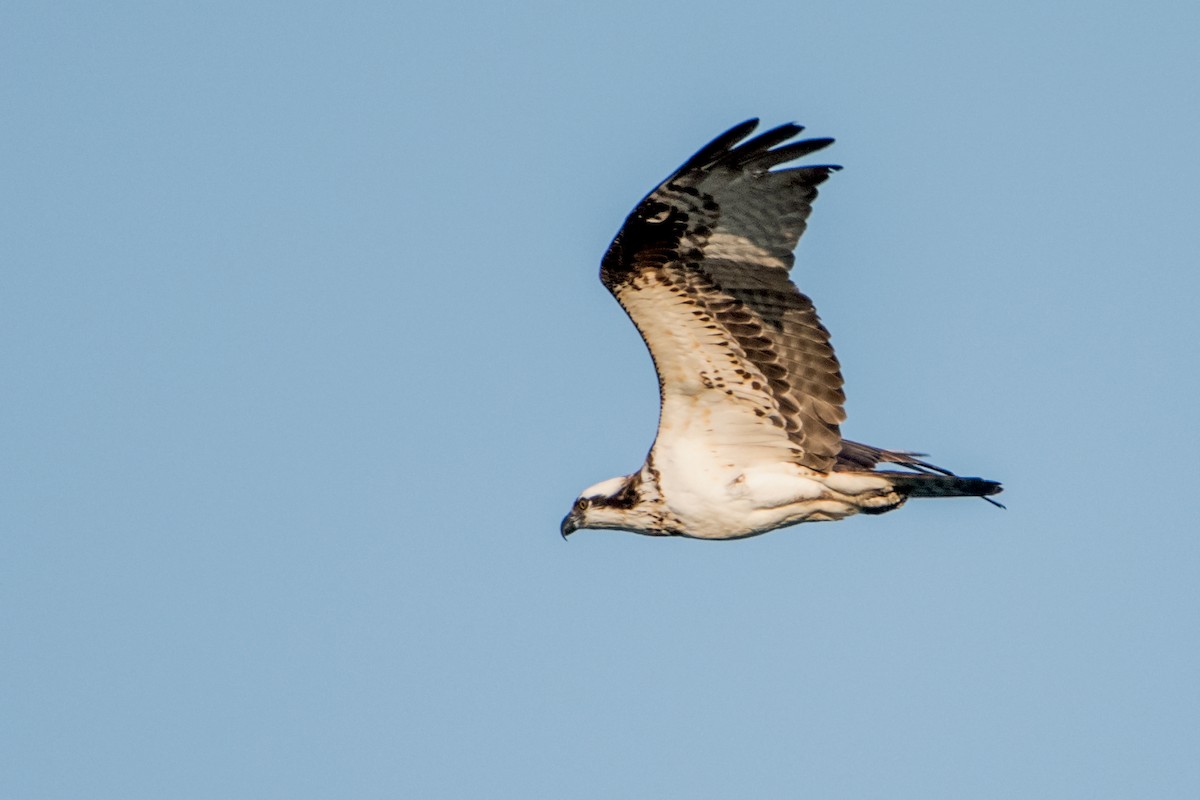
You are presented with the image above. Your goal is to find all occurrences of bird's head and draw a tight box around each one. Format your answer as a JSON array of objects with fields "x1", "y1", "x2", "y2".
[{"x1": 561, "y1": 474, "x2": 660, "y2": 539}]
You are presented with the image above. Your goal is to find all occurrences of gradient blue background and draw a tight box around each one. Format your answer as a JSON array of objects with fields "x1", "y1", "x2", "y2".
[{"x1": 3, "y1": 2, "x2": 1197, "y2": 797}]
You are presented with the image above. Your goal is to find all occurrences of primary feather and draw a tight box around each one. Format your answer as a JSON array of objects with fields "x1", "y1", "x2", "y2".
[{"x1": 563, "y1": 119, "x2": 1001, "y2": 540}]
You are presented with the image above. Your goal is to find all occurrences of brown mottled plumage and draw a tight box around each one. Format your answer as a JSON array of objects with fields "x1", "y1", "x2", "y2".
[{"x1": 563, "y1": 120, "x2": 1001, "y2": 540}]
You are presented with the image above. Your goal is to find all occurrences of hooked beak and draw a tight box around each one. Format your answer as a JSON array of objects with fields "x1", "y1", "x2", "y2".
[{"x1": 560, "y1": 510, "x2": 581, "y2": 540}]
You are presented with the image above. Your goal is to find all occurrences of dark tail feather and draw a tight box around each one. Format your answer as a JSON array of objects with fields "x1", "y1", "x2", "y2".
[
  {"x1": 884, "y1": 473, "x2": 1005, "y2": 508},
  {"x1": 837, "y1": 440, "x2": 957, "y2": 476}
]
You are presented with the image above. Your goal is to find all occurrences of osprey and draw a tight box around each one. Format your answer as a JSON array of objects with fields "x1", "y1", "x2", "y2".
[{"x1": 562, "y1": 119, "x2": 1002, "y2": 540}]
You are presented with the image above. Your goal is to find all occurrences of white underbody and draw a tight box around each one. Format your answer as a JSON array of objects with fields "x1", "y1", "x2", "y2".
[
  {"x1": 648, "y1": 429, "x2": 901, "y2": 539},
  {"x1": 616, "y1": 281, "x2": 897, "y2": 538}
]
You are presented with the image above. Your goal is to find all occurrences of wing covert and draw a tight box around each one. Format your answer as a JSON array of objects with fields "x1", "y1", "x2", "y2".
[{"x1": 600, "y1": 120, "x2": 846, "y2": 472}]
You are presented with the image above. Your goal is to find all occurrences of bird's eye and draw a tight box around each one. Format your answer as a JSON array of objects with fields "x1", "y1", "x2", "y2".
[{"x1": 575, "y1": 498, "x2": 590, "y2": 511}]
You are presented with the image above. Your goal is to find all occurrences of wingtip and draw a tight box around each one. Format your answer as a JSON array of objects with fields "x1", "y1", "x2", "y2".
[
  {"x1": 724, "y1": 118, "x2": 761, "y2": 140},
  {"x1": 673, "y1": 118, "x2": 841, "y2": 178}
]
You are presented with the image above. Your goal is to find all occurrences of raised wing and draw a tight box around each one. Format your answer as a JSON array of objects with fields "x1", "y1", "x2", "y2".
[{"x1": 601, "y1": 120, "x2": 846, "y2": 471}]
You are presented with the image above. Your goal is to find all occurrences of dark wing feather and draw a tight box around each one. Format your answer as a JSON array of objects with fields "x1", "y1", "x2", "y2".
[{"x1": 601, "y1": 120, "x2": 846, "y2": 471}]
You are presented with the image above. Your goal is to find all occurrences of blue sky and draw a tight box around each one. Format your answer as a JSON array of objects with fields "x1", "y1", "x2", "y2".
[{"x1": 2, "y1": 1, "x2": 1197, "y2": 797}]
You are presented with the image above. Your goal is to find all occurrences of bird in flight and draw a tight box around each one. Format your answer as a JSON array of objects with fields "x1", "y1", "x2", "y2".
[{"x1": 561, "y1": 119, "x2": 1002, "y2": 540}]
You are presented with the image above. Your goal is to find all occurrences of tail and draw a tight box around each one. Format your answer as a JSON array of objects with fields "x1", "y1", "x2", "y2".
[{"x1": 883, "y1": 472, "x2": 1005, "y2": 508}]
